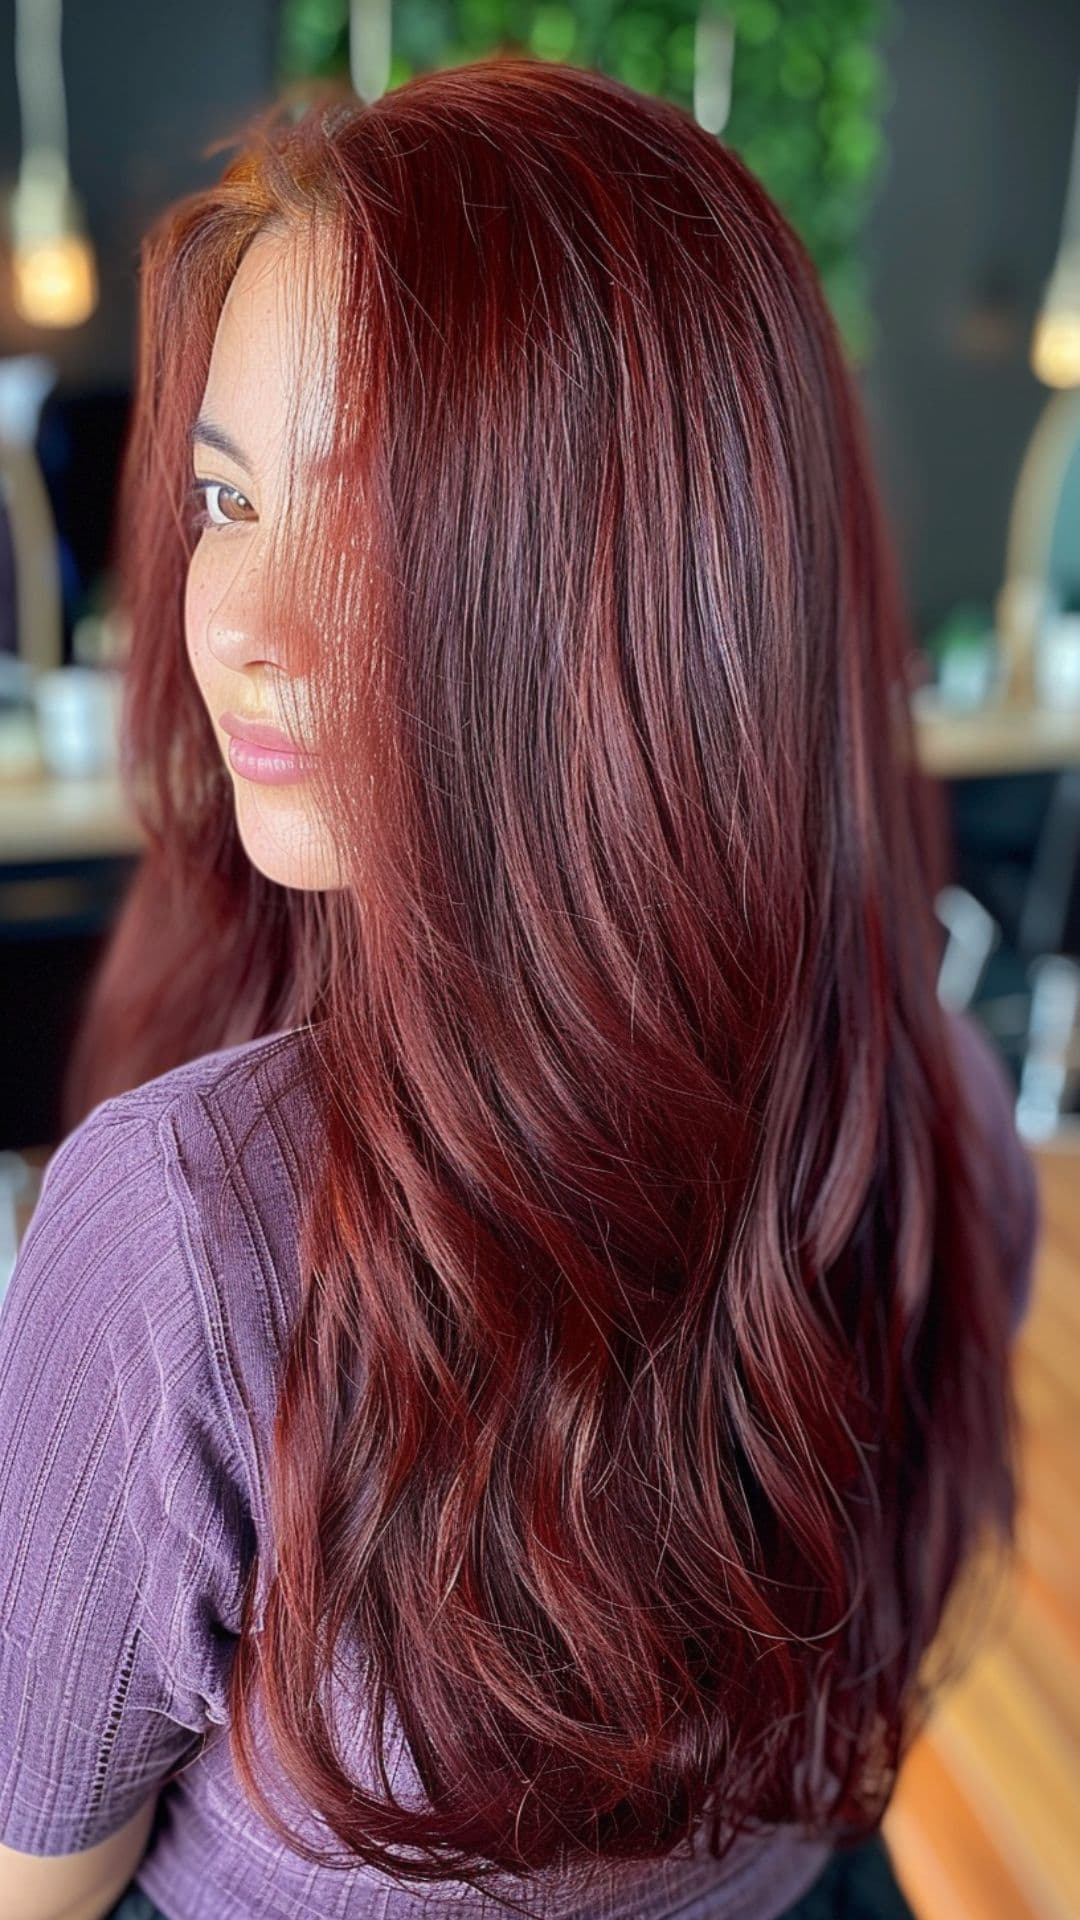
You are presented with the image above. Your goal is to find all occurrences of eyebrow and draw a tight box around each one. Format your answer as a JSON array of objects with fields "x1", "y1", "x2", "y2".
[{"x1": 189, "y1": 415, "x2": 252, "y2": 473}]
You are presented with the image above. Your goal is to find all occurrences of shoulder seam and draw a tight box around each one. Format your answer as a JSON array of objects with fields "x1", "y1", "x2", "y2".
[{"x1": 77, "y1": 1032, "x2": 310, "y2": 1137}]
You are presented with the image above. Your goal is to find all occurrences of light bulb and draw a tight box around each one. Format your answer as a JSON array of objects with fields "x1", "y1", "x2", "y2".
[
  {"x1": 1031, "y1": 308, "x2": 1080, "y2": 389},
  {"x1": 6, "y1": 147, "x2": 98, "y2": 329},
  {"x1": 12, "y1": 228, "x2": 97, "y2": 327}
]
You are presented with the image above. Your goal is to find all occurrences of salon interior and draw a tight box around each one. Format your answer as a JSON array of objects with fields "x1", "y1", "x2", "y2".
[{"x1": 0, "y1": 2, "x2": 1078, "y2": 1914}]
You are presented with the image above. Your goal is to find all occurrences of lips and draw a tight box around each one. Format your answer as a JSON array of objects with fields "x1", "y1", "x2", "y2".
[{"x1": 219, "y1": 710, "x2": 317, "y2": 756}]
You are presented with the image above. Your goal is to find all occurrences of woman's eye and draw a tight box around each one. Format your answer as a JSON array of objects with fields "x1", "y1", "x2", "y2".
[{"x1": 187, "y1": 479, "x2": 255, "y2": 533}]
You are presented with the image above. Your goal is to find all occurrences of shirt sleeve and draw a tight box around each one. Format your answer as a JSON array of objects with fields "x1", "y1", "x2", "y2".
[
  {"x1": 0, "y1": 1094, "x2": 256, "y2": 1855},
  {"x1": 946, "y1": 1005, "x2": 1042, "y2": 1337}
]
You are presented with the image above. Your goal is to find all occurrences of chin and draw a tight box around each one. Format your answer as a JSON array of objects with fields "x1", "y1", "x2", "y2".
[{"x1": 234, "y1": 807, "x2": 342, "y2": 892}]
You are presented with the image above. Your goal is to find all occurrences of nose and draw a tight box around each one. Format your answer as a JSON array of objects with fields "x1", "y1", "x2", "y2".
[{"x1": 202, "y1": 534, "x2": 290, "y2": 675}]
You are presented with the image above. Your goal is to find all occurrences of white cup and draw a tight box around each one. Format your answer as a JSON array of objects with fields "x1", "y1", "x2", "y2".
[
  {"x1": 32, "y1": 665, "x2": 123, "y2": 778},
  {"x1": 1036, "y1": 613, "x2": 1080, "y2": 711}
]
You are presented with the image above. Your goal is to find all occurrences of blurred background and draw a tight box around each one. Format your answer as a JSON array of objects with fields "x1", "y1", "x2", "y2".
[{"x1": 0, "y1": 2, "x2": 1077, "y2": 1915}]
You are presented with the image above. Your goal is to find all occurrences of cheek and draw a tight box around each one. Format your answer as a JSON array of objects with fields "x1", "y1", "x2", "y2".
[{"x1": 183, "y1": 547, "x2": 213, "y2": 676}]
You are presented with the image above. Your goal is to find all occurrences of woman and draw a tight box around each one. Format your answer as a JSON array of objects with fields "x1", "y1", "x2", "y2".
[{"x1": 0, "y1": 56, "x2": 1039, "y2": 1920}]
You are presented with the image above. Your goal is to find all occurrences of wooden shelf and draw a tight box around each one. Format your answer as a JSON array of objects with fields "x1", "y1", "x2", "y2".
[
  {"x1": 0, "y1": 770, "x2": 144, "y2": 863},
  {"x1": 914, "y1": 693, "x2": 1080, "y2": 779}
]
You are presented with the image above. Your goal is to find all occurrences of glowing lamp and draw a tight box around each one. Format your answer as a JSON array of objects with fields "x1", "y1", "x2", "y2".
[{"x1": 7, "y1": 147, "x2": 98, "y2": 330}]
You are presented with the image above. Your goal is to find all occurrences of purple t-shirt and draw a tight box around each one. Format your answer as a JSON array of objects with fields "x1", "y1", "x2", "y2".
[{"x1": 0, "y1": 1009, "x2": 1039, "y2": 1920}]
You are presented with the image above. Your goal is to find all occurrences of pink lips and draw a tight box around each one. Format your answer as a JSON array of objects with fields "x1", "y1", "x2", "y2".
[{"x1": 218, "y1": 710, "x2": 319, "y2": 787}]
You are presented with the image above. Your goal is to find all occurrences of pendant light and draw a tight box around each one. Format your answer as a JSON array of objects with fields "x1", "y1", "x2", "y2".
[{"x1": 7, "y1": 0, "x2": 97, "y2": 329}]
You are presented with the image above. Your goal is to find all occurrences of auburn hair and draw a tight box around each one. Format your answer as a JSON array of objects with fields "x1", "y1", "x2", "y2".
[{"x1": 63, "y1": 54, "x2": 1020, "y2": 1904}]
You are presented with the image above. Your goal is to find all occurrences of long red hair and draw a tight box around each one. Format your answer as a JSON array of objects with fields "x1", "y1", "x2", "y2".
[{"x1": 64, "y1": 55, "x2": 1019, "y2": 1900}]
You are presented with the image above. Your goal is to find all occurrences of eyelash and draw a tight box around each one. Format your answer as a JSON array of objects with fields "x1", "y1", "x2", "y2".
[{"x1": 186, "y1": 479, "x2": 253, "y2": 534}]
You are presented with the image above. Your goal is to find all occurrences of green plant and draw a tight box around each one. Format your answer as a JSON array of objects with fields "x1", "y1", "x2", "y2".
[{"x1": 278, "y1": 0, "x2": 893, "y2": 361}]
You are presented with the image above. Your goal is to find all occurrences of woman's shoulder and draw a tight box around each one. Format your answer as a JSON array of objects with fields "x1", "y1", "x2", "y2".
[
  {"x1": 11, "y1": 1023, "x2": 323, "y2": 1353},
  {"x1": 3, "y1": 1027, "x2": 328, "y2": 1583},
  {"x1": 89, "y1": 1022, "x2": 321, "y2": 1128},
  {"x1": 45, "y1": 1024, "x2": 324, "y2": 1213},
  {"x1": 18, "y1": 1023, "x2": 325, "y2": 1397}
]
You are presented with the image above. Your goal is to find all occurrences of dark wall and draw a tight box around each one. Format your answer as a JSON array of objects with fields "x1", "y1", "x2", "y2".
[
  {"x1": 0, "y1": 0, "x2": 279, "y2": 386},
  {"x1": 860, "y1": 0, "x2": 1080, "y2": 633}
]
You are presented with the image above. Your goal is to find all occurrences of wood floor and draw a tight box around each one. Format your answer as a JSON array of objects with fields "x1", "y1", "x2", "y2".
[{"x1": 884, "y1": 1137, "x2": 1080, "y2": 1920}]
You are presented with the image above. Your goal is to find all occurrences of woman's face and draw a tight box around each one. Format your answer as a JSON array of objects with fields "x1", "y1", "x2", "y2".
[{"x1": 185, "y1": 222, "x2": 343, "y2": 892}]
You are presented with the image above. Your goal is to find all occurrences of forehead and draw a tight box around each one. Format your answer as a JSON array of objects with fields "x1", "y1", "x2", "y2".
[{"x1": 200, "y1": 224, "x2": 336, "y2": 468}]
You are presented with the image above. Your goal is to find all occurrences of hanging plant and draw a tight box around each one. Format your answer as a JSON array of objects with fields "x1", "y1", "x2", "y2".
[{"x1": 278, "y1": 0, "x2": 893, "y2": 361}]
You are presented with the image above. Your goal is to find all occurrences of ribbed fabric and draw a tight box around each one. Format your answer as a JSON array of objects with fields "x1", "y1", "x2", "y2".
[{"x1": 0, "y1": 1009, "x2": 1039, "y2": 1920}]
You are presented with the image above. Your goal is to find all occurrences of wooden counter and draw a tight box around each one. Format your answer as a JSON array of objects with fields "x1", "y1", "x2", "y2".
[{"x1": 4, "y1": 693, "x2": 1080, "y2": 868}]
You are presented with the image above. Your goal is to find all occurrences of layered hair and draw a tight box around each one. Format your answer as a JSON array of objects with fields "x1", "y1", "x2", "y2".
[{"x1": 64, "y1": 55, "x2": 1020, "y2": 1901}]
